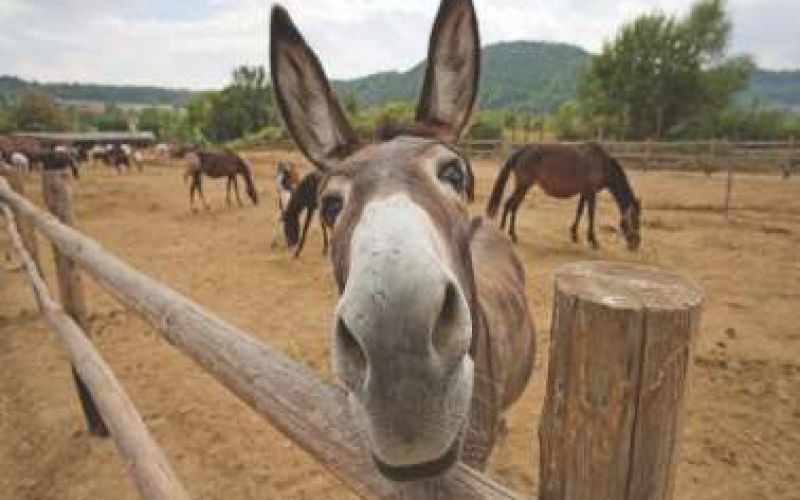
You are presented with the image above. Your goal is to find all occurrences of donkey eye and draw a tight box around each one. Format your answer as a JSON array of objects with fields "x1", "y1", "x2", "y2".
[
  {"x1": 321, "y1": 194, "x2": 344, "y2": 226},
  {"x1": 438, "y1": 159, "x2": 465, "y2": 192}
]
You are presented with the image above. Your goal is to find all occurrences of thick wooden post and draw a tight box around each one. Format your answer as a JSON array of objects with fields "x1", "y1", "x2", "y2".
[
  {"x1": 2, "y1": 204, "x2": 191, "y2": 500},
  {"x1": 0, "y1": 166, "x2": 41, "y2": 273},
  {"x1": 41, "y1": 170, "x2": 109, "y2": 437},
  {"x1": 540, "y1": 261, "x2": 703, "y2": 500}
]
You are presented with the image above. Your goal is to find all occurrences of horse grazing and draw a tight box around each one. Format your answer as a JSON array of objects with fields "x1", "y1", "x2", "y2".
[
  {"x1": 486, "y1": 142, "x2": 642, "y2": 250},
  {"x1": 184, "y1": 150, "x2": 258, "y2": 211},
  {"x1": 42, "y1": 150, "x2": 79, "y2": 179},
  {"x1": 269, "y1": 160, "x2": 301, "y2": 248},
  {"x1": 280, "y1": 171, "x2": 328, "y2": 258},
  {"x1": 271, "y1": 0, "x2": 535, "y2": 479},
  {"x1": 10, "y1": 152, "x2": 30, "y2": 172}
]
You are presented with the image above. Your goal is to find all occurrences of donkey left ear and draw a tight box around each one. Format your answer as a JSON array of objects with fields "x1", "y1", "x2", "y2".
[
  {"x1": 416, "y1": 0, "x2": 481, "y2": 141},
  {"x1": 270, "y1": 6, "x2": 360, "y2": 169}
]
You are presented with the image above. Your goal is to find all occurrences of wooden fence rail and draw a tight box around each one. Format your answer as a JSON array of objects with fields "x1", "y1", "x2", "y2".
[
  {"x1": 1, "y1": 203, "x2": 192, "y2": 500},
  {"x1": 1, "y1": 169, "x2": 704, "y2": 500},
  {"x1": 0, "y1": 175, "x2": 519, "y2": 500},
  {"x1": 459, "y1": 139, "x2": 800, "y2": 175}
]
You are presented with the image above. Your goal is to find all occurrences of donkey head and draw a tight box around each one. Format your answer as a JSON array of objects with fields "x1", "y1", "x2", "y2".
[{"x1": 271, "y1": 0, "x2": 480, "y2": 480}]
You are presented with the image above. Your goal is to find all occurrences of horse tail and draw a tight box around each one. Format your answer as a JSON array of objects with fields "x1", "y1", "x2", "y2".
[{"x1": 486, "y1": 148, "x2": 522, "y2": 218}]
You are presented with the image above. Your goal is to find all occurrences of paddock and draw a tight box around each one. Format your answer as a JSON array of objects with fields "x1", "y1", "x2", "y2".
[{"x1": 1, "y1": 151, "x2": 798, "y2": 500}]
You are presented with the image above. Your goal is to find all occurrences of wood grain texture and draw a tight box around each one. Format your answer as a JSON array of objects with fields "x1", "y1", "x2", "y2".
[
  {"x1": 540, "y1": 261, "x2": 703, "y2": 500},
  {"x1": 0, "y1": 166, "x2": 41, "y2": 273},
  {"x1": 41, "y1": 170, "x2": 109, "y2": 437},
  {"x1": 0, "y1": 176, "x2": 521, "y2": 500},
  {"x1": 2, "y1": 203, "x2": 192, "y2": 500}
]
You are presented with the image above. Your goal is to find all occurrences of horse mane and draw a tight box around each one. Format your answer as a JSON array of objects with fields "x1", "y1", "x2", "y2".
[{"x1": 605, "y1": 154, "x2": 637, "y2": 211}]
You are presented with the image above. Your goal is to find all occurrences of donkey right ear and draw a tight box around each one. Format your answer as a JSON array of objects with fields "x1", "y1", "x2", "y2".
[{"x1": 270, "y1": 6, "x2": 360, "y2": 169}]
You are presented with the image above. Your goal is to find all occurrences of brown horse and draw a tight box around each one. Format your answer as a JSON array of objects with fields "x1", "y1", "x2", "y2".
[
  {"x1": 184, "y1": 149, "x2": 258, "y2": 211},
  {"x1": 280, "y1": 171, "x2": 328, "y2": 258},
  {"x1": 271, "y1": 0, "x2": 535, "y2": 479},
  {"x1": 270, "y1": 159, "x2": 302, "y2": 248},
  {"x1": 486, "y1": 142, "x2": 642, "y2": 250}
]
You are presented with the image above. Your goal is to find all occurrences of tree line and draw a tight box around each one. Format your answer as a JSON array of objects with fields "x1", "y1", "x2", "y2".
[{"x1": 1, "y1": 0, "x2": 797, "y2": 144}]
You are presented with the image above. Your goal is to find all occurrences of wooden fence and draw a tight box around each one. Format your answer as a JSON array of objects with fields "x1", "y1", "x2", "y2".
[
  {"x1": 0, "y1": 168, "x2": 704, "y2": 500},
  {"x1": 459, "y1": 139, "x2": 800, "y2": 175}
]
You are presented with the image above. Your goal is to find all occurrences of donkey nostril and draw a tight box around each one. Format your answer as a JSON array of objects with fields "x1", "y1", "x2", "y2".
[
  {"x1": 336, "y1": 317, "x2": 367, "y2": 391},
  {"x1": 432, "y1": 282, "x2": 463, "y2": 360}
]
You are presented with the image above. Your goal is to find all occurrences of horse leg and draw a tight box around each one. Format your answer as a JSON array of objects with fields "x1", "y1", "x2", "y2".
[
  {"x1": 233, "y1": 176, "x2": 243, "y2": 207},
  {"x1": 225, "y1": 177, "x2": 233, "y2": 208},
  {"x1": 294, "y1": 208, "x2": 315, "y2": 258},
  {"x1": 189, "y1": 176, "x2": 198, "y2": 212},
  {"x1": 570, "y1": 195, "x2": 586, "y2": 243},
  {"x1": 500, "y1": 195, "x2": 513, "y2": 231},
  {"x1": 197, "y1": 175, "x2": 210, "y2": 210},
  {"x1": 508, "y1": 186, "x2": 530, "y2": 244},
  {"x1": 270, "y1": 208, "x2": 283, "y2": 249},
  {"x1": 587, "y1": 193, "x2": 599, "y2": 249}
]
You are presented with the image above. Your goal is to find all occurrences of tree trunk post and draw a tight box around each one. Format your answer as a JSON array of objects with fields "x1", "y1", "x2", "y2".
[
  {"x1": 540, "y1": 261, "x2": 703, "y2": 500},
  {"x1": 41, "y1": 170, "x2": 109, "y2": 437},
  {"x1": 0, "y1": 166, "x2": 41, "y2": 274}
]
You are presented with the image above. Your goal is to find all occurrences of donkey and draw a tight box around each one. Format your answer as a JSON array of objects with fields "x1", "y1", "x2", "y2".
[
  {"x1": 184, "y1": 149, "x2": 258, "y2": 211},
  {"x1": 271, "y1": 0, "x2": 535, "y2": 479},
  {"x1": 487, "y1": 142, "x2": 642, "y2": 250}
]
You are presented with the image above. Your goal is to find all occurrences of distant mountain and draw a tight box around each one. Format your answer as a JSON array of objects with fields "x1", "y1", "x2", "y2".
[
  {"x1": 335, "y1": 41, "x2": 800, "y2": 113},
  {"x1": 2, "y1": 41, "x2": 799, "y2": 112},
  {"x1": 334, "y1": 41, "x2": 590, "y2": 112},
  {"x1": 0, "y1": 75, "x2": 194, "y2": 108},
  {"x1": 740, "y1": 70, "x2": 800, "y2": 110}
]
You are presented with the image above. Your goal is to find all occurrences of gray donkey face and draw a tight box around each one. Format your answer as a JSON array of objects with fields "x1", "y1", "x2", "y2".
[{"x1": 270, "y1": 0, "x2": 481, "y2": 480}]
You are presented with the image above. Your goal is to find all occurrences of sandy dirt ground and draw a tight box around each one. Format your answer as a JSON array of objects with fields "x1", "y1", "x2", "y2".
[{"x1": 1, "y1": 151, "x2": 798, "y2": 500}]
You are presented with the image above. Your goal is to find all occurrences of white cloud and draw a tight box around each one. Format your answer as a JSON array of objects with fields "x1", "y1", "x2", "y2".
[{"x1": 0, "y1": 0, "x2": 796, "y2": 89}]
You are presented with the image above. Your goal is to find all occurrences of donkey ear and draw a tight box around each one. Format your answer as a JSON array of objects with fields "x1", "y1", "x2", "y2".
[
  {"x1": 270, "y1": 6, "x2": 359, "y2": 169},
  {"x1": 416, "y1": 0, "x2": 480, "y2": 141}
]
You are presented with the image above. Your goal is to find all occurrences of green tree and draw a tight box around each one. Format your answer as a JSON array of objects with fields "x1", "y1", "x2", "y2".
[
  {"x1": 9, "y1": 89, "x2": 66, "y2": 131},
  {"x1": 580, "y1": 0, "x2": 752, "y2": 139},
  {"x1": 92, "y1": 103, "x2": 130, "y2": 131}
]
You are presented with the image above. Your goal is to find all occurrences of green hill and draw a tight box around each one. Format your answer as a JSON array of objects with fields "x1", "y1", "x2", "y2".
[
  {"x1": 2, "y1": 41, "x2": 799, "y2": 112},
  {"x1": 741, "y1": 70, "x2": 800, "y2": 109},
  {"x1": 334, "y1": 41, "x2": 590, "y2": 112},
  {"x1": 0, "y1": 75, "x2": 194, "y2": 107},
  {"x1": 335, "y1": 41, "x2": 800, "y2": 113}
]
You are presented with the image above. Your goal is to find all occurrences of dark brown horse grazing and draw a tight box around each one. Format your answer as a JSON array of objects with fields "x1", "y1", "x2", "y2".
[
  {"x1": 271, "y1": 0, "x2": 534, "y2": 480},
  {"x1": 41, "y1": 150, "x2": 79, "y2": 179},
  {"x1": 184, "y1": 150, "x2": 258, "y2": 211},
  {"x1": 270, "y1": 159, "x2": 301, "y2": 248},
  {"x1": 281, "y1": 171, "x2": 328, "y2": 258},
  {"x1": 486, "y1": 142, "x2": 642, "y2": 250}
]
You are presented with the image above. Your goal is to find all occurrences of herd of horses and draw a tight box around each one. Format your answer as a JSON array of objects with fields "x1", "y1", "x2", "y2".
[
  {"x1": 0, "y1": 141, "x2": 142, "y2": 177},
  {"x1": 1, "y1": 0, "x2": 646, "y2": 484}
]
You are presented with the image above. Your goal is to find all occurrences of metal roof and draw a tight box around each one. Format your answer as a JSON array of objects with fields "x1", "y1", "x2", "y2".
[{"x1": 13, "y1": 131, "x2": 156, "y2": 143}]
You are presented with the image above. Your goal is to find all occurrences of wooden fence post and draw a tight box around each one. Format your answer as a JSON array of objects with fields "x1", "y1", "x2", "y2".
[
  {"x1": 41, "y1": 170, "x2": 109, "y2": 437},
  {"x1": 540, "y1": 261, "x2": 703, "y2": 500},
  {"x1": 0, "y1": 166, "x2": 41, "y2": 273},
  {"x1": 724, "y1": 166, "x2": 734, "y2": 219}
]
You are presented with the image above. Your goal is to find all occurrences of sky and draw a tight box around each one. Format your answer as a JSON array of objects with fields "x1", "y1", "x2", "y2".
[{"x1": 0, "y1": 0, "x2": 797, "y2": 89}]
